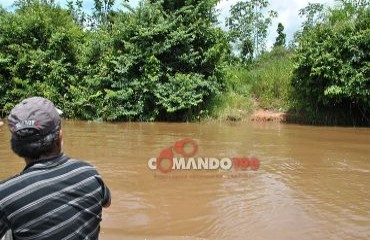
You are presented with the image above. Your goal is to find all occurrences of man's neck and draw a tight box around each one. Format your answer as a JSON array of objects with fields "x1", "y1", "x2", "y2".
[{"x1": 25, "y1": 151, "x2": 62, "y2": 166}]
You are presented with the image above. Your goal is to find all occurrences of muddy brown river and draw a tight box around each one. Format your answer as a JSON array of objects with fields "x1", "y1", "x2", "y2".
[{"x1": 1, "y1": 121, "x2": 369, "y2": 240}]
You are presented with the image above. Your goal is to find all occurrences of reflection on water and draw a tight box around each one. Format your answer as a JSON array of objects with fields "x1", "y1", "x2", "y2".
[{"x1": 1, "y1": 121, "x2": 369, "y2": 240}]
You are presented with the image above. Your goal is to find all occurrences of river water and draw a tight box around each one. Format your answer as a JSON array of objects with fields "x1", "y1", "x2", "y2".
[{"x1": 0, "y1": 121, "x2": 369, "y2": 240}]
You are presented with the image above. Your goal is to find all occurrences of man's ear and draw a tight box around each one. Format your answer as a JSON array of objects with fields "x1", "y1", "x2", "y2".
[{"x1": 58, "y1": 129, "x2": 63, "y2": 148}]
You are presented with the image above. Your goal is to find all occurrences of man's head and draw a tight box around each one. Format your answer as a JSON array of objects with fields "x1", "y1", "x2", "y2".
[{"x1": 8, "y1": 97, "x2": 63, "y2": 161}]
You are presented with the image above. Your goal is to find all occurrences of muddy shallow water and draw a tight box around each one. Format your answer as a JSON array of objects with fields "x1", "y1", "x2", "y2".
[{"x1": 1, "y1": 121, "x2": 369, "y2": 240}]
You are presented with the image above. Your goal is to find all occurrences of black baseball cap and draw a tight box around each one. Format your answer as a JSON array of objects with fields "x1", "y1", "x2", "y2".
[{"x1": 8, "y1": 97, "x2": 63, "y2": 139}]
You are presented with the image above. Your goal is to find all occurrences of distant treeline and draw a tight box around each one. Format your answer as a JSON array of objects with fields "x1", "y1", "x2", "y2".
[{"x1": 0, "y1": 0, "x2": 368, "y2": 125}]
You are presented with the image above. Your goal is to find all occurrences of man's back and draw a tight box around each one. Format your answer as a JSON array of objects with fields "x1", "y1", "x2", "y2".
[{"x1": 0, "y1": 154, "x2": 110, "y2": 240}]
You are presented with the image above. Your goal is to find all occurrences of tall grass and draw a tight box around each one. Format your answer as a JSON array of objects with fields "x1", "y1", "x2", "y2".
[
  {"x1": 247, "y1": 47, "x2": 294, "y2": 110},
  {"x1": 209, "y1": 47, "x2": 294, "y2": 120},
  {"x1": 207, "y1": 92, "x2": 253, "y2": 121}
]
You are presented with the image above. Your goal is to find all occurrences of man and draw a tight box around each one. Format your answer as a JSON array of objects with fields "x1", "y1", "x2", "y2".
[{"x1": 0, "y1": 97, "x2": 111, "y2": 240}]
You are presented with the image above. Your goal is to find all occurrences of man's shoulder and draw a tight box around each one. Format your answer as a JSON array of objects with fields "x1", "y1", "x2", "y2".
[
  {"x1": 65, "y1": 158, "x2": 100, "y2": 175},
  {"x1": 0, "y1": 158, "x2": 97, "y2": 190},
  {"x1": 67, "y1": 158, "x2": 95, "y2": 168},
  {"x1": 0, "y1": 172, "x2": 26, "y2": 198},
  {"x1": 0, "y1": 173, "x2": 22, "y2": 186}
]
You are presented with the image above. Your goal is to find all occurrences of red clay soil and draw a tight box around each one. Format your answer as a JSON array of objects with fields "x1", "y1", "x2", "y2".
[{"x1": 251, "y1": 109, "x2": 288, "y2": 122}]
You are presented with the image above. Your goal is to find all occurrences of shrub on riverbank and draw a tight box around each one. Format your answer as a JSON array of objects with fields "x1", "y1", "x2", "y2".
[
  {"x1": 292, "y1": 2, "x2": 370, "y2": 126},
  {"x1": 0, "y1": 2, "x2": 84, "y2": 116},
  {"x1": 0, "y1": 0, "x2": 368, "y2": 126},
  {"x1": 213, "y1": 2, "x2": 370, "y2": 126},
  {"x1": 0, "y1": 0, "x2": 228, "y2": 121}
]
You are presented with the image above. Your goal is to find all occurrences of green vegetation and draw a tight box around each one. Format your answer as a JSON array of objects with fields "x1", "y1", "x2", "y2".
[
  {"x1": 0, "y1": 1, "x2": 84, "y2": 115},
  {"x1": 71, "y1": 0, "x2": 228, "y2": 121},
  {"x1": 0, "y1": 0, "x2": 228, "y2": 121},
  {"x1": 274, "y1": 23, "x2": 286, "y2": 48},
  {"x1": 292, "y1": 0, "x2": 370, "y2": 125},
  {"x1": 209, "y1": 47, "x2": 294, "y2": 120},
  {"x1": 0, "y1": 0, "x2": 368, "y2": 126},
  {"x1": 226, "y1": 0, "x2": 277, "y2": 61}
]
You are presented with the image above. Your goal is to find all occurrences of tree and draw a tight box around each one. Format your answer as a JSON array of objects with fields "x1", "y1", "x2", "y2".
[
  {"x1": 338, "y1": 0, "x2": 370, "y2": 8},
  {"x1": 74, "y1": 0, "x2": 229, "y2": 121},
  {"x1": 290, "y1": 2, "x2": 325, "y2": 46},
  {"x1": 0, "y1": 0, "x2": 84, "y2": 114},
  {"x1": 226, "y1": 0, "x2": 277, "y2": 61},
  {"x1": 66, "y1": 0, "x2": 86, "y2": 27},
  {"x1": 292, "y1": 1, "x2": 370, "y2": 125},
  {"x1": 299, "y1": 3, "x2": 325, "y2": 31},
  {"x1": 90, "y1": 0, "x2": 122, "y2": 29},
  {"x1": 273, "y1": 22, "x2": 286, "y2": 47},
  {"x1": 14, "y1": 0, "x2": 56, "y2": 8}
]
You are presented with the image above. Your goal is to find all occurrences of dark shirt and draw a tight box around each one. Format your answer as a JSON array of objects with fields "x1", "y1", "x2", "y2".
[{"x1": 0, "y1": 154, "x2": 111, "y2": 240}]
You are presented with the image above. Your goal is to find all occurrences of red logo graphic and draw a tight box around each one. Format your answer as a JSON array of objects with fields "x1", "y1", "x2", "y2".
[{"x1": 148, "y1": 138, "x2": 260, "y2": 174}]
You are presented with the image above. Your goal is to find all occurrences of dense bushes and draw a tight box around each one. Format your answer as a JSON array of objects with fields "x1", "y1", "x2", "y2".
[
  {"x1": 80, "y1": 1, "x2": 228, "y2": 121},
  {"x1": 0, "y1": 2, "x2": 84, "y2": 115},
  {"x1": 0, "y1": 0, "x2": 369, "y2": 125},
  {"x1": 292, "y1": 2, "x2": 369, "y2": 125},
  {"x1": 0, "y1": 0, "x2": 228, "y2": 121}
]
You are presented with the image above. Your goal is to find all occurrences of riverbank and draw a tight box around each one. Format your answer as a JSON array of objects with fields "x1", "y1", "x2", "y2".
[
  {"x1": 209, "y1": 47, "x2": 294, "y2": 123},
  {"x1": 251, "y1": 109, "x2": 288, "y2": 122},
  {"x1": 209, "y1": 45, "x2": 369, "y2": 126}
]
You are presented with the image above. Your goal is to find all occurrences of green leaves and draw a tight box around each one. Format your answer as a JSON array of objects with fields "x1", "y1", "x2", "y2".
[
  {"x1": 292, "y1": 1, "x2": 370, "y2": 124},
  {"x1": 155, "y1": 73, "x2": 208, "y2": 113},
  {"x1": 0, "y1": 0, "x2": 227, "y2": 121},
  {"x1": 274, "y1": 23, "x2": 286, "y2": 48},
  {"x1": 0, "y1": 2, "x2": 83, "y2": 110},
  {"x1": 77, "y1": 0, "x2": 227, "y2": 121},
  {"x1": 226, "y1": 0, "x2": 277, "y2": 60}
]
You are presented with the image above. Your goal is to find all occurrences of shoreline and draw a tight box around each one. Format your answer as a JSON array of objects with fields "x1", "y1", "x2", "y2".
[{"x1": 251, "y1": 109, "x2": 288, "y2": 122}]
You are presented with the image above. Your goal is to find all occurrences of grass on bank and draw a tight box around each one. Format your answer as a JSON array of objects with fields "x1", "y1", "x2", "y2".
[{"x1": 209, "y1": 47, "x2": 295, "y2": 120}]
